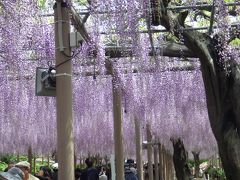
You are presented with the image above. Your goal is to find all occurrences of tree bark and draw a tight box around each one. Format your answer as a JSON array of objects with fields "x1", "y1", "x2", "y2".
[
  {"x1": 180, "y1": 17, "x2": 240, "y2": 180},
  {"x1": 157, "y1": 0, "x2": 240, "y2": 179},
  {"x1": 171, "y1": 138, "x2": 191, "y2": 180}
]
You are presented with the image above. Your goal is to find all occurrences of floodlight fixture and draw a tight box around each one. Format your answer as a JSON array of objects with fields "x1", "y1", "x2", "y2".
[{"x1": 35, "y1": 67, "x2": 56, "y2": 97}]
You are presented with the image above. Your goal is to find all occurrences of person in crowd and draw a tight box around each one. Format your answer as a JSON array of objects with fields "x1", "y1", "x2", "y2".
[
  {"x1": 51, "y1": 163, "x2": 58, "y2": 180},
  {"x1": 4, "y1": 162, "x2": 15, "y2": 172},
  {"x1": 99, "y1": 166, "x2": 108, "y2": 180},
  {"x1": 0, "y1": 166, "x2": 25, "y2": 180},
  {"x1": 15, "y1": 161, "x2": 39, "y2": 180},
  {"x1": 15, "y1": 161, "x2": 31, "y2": 180},
  {"x1": 124, "y1": 159, "x2": 138, "y2": 180},
  {"x1": 34, "y1": 166, "x2": 52, "y2": 180},
  {"x1": 143, "y1": 164, "x2": 148, "y2": 180},
  {"x1": 75, "y1": 168, "x2": 81, "y2": 180},
  {"x1": 80, "y1": 167, "x2": 87, "y2": 180},
  {"x1": 29, "y1": 173, "x2": 40, "y2": 180},
  {"x1": 105, "y1": 164, "x2": 111, "y2": 180},
  {"x1": 85, "y1": 158, "x2": 99, "y2": 180}
]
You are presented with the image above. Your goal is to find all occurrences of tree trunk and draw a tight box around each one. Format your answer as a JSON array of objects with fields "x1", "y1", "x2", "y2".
[
  {"x1": 157, "y1": 1, "x2": 240, "y2": 179},
  {"x1": 181, "y1": 30, "x2": 240, "y2": 180},
  {"x1": 171, "y1": 138, "x2": 191, "y2": 180},
  {"x1": 192, "y1": 151, "x2": 200, "y2": 178}
]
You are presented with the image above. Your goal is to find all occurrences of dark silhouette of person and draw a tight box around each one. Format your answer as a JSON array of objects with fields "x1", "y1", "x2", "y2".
[
  {"x1": 85, "y1": 158, "x2": 99, "y2": 180},
  {"x1": 34, "y1": 166, "x2": 52, "y2": 180},
  {"x1": 51, "y1": 163, "x2": 58, "y2": 180},
  {"x1": 75, "y1": 168, "x2": 81, "y2": 180},
  {"x1": 125, "y1": 159, "x2": 138, "y2": 180}
]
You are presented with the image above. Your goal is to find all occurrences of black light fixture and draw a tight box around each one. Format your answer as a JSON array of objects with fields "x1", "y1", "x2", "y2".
[{"x1": 35, "y1": 67, "x2": 56, "y2": 97}]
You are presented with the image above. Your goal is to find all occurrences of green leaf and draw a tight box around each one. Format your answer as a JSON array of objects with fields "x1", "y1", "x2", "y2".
[
  {"x1": 230, "y1": 38, "x2": 240, "y2": 46},
  {"x1": 75, "y1": 0, "x2": 88, "y2": 6},
  {"x1": 38, "y1": 0, "x2": 46, "y2": 8}
]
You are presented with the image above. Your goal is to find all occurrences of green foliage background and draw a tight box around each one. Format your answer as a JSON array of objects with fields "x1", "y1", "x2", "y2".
[{"x1": 0, "y1": 154, "x2": 51, "y2": 174}]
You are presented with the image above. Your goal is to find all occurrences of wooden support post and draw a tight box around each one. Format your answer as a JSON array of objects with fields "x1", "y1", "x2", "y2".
[
  {"x1": 170, "y1": 154, "x2": 174, "y2": 180},
  {"x1": 112, "y1": 80, "x2": 124, "y2": 180},
  {"x1": 105, "y1": 59, "x2": 124, "y2": 180},
  {"x1": 54, "y1": 1, "x2": 74, "y2": 180},
  {"x1": 79, "y1": 156, "x2": 82, "y2": 166},
  {"x1": 33, "y1": 156, "x2": 36, "y2": 175},
  {"x1": 164, "y1": 150, "x2": 168, "y2": 180},
  {"x1": 53, "y1": 150, "x2": 58, "y2": 163},
  {"x1": 74, "y1": 154, "x2": 77, "y2": 169},
  {"x1": 162, "y1": 146, "x2": 166, "y2": 180},
  {"x1": 147, "y1": 124, "x2": 154, "y2": 180},
  {"x1": 47, "y1": 155, "x2": 50, "y2": 167},
  {"x1": 166, "y1": 153, "x2": 170, "y2": 180},
  {"x1": 28, "y1": 146, "x2": 32, "y2": 173},
  {"x1": 134, "y1": 117, "x2": 143, "y2": 180},
  {"x1": 158, "y1": 144, "x2": 163, "y2": 180},
  {"x1": 154, "y1": 145, "x2": 159, "y2": 180},
  {"x1": 17, "y1": 153, "x2": 20, "y2": 162},
  {"x1": 165, "y1": 153, "x2": 168, "y2": 180}
]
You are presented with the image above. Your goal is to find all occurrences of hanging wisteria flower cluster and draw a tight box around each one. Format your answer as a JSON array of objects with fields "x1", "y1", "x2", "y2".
[{"x1": 1, "y1": 0, "x2": 239, "y2": 159}]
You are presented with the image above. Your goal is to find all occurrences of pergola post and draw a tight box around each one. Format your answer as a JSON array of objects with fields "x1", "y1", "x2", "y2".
[
  {"x1": 33, "y1": 156, "x2": 36, "y2": 174},
  {"x1": 47, "y1": 155, "x2": 50, "y2": 167},
  {"x1": 166, "y1": 153, "x2": 170, "y2": 180},
  {"x1": 54, "y1": 1, "x2": 74, "y2": 180},
  {"x1": 154, "y1": 145, "x2": 159, "y2": 180},
  {"x1": 147, "y1": 124, "x2": 154, "y2": 180},
  {"x1": 163, "y1": 148, "x2": 167, "y2": 180},
  {"x1": 162, "y1": 147, "x2": 166, "y2": 180},
  {"x1": 134, "y1": 116, "x2": 143, "y2": 180},
  {"x1": 158, "y1": 143, "x2": 163, "y2": 180},
  {"x1": 105, "y1": 59, "x2": 125, "y2": 180},
  {"x1": 27, "y1": 146, "x2": 32, "y2": 173},
  {"x1": 169, "y1": 154, "x2": 174, "y2": 180},
  {"x1": 112, "y1": 78, "x2": 124, "y2": 180}
]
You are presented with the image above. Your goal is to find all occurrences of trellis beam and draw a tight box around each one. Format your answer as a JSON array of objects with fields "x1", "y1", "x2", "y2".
[
  {"x1": 100, "y1": 24, "x2": 240, "y2": 34},
  {"x1": 40, "y1": 2, "x2": 240, "y2": 17},
  {"x1": 105, "y1": 42, "x2": 197, "y2": 58},
  {"x1": 167, "y1": 2, "x2": 240, "y2": 11}
]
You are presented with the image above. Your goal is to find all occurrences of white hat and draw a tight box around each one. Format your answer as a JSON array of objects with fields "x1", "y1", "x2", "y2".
[
  {"x1": 52, "y1": 163, "x2": 58, "y2": 170},
  {"x1": 15, "y1": 161, "x2": 30, "y2": 169}
]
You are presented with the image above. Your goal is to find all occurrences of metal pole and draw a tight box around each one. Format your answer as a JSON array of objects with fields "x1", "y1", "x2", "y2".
[
  {"x1": 134, "y1": 117, "x2": 143, "y2": 180},
  {"x1": 54, "y1": 1, "x2": 74, "y2": 180},
  {"x1": 147, "y1": 124, "x2": 154, "y2": 180}
]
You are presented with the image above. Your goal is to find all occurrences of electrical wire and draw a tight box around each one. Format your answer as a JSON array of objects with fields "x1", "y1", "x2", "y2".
[
  {"x1": 55, "y1": 47, "x2": 83, "y2": 68},
  {"x1": 61, "y1": 51, "x2": 73, "y2": 58}
]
